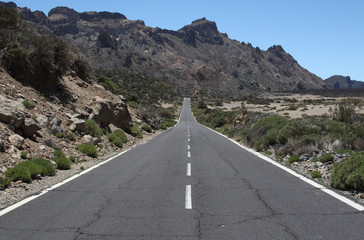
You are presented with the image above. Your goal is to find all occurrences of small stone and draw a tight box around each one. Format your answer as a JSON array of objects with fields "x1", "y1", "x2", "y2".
[
  {"x1": 360, "y1": 194, "x2": 364, "y2": 199},
  {"x1": 13, "y1": 180, "x2": 23, "y2": 185},
  {"x1": 8, "y1": 134, "x2": 24, "y2": 149},
  {"x1": 39, "y1": 145, "x2": 46, "y2": 150}
]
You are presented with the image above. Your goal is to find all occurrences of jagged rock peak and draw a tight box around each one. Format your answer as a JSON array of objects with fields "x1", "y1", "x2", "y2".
[
  {"x1": 179, "y1": 18, "x2": 223, "y2": 46},
  {"x1": 180, "y1": 17, "x2": 219, "y2": 33}
]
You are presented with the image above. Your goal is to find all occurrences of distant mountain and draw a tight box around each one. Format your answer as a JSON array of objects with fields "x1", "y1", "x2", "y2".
[
  {"x1": 5, "y1": 2, "x2": 329, "y2": 97},
  {"x1": 325, "y1": 75, "x2": 364, "y2": 89}
]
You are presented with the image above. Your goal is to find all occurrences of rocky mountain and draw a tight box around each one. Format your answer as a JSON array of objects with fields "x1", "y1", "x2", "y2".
[
  {"x1": 325, "y1": 75, "x2": 364, "y2": 89},
  {"x1": 8, "y1": 3, "x2": 328, "y2": 98}
]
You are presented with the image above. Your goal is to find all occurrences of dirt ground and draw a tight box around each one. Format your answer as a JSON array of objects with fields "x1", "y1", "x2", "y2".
[{"x1": 212, "y1": 94, "x2": 363, "y2": 118}]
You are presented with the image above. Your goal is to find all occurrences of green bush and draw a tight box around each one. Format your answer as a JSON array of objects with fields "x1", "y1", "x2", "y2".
[
  {"x1": 331, "y1": 152, "x2": 364, "y2": 191},
  {"x1": 0, "y1": 177, "x2": 12, "y2": 188},
  {"x1": 317, "y1": 154, "x2": 334, "y2": 163},
  {"x1": 54, "y1": 150, "x2": 66, "y2": 158},
  {"x1": 288, "y1": 155, "x2": 300, "y2": 163},
  {"x1": 22, "y1": 99, "x2": 35, "y2": 109},
  {"x1": 77, "y1": 143, "x2": 98, "y2": 158},
  {"x1": 129, "y1": 124, "x2": 143, "y2": 138},
  {"x1": 84, "y1": 120, "x2": 103, "y2": 140},
  {"x1": 17, "y1": 161, "x2": 43, "y2": 179},
  {"x1": 128, "y1": 101, "x2": 139, "y2": 108},
  {"x1": 108, "y1": 129, "x2": 127, "y2": 148},
  {"x1": 5, "y1": 165, "x2": 32, "y2": 183},
  {"x1": 198, "y1": 101, "x2": 208, "y2": 109},
  {"x1": 141, "y1": 124, "x2": 153, "y2": 133},
  {"x1": 31, "y1": 157, "x2": 56, "y2": 176},
  {"x1": 55, "y1": 132, "x2": 63, "y2": 138},
  {"x1": 311, "y1": 171, "x2": 321, "y2": 179},
  {"x1": 161, "y1": 119, "x2": 176, "y2": 130}
]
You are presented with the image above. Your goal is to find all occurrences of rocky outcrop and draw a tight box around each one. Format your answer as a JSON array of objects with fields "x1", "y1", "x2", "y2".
[
  {"x1": 0, "y1": 95, "x2": 26, "y2": 127},
  {"x1": 89, "y1": 96, "x2": 131, "y2": 129},
  {"x1": 21, "y1": 118, "x2": 41, "y2": 138}
]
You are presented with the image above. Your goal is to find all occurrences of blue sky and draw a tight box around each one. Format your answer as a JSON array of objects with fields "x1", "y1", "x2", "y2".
[{"x1": 11, "y1": 0, "x2": 364, "y2": 81}]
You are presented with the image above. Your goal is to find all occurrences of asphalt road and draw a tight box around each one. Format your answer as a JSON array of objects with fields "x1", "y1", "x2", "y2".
[{"x1": 0, "y1": 99, "x2": 364, "y2": 239}]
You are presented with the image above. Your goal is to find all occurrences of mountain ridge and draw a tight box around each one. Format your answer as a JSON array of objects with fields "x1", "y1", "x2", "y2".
[
  {"x1": 5, "y1": 2, "x2": 329, "y2": 98},
  {"x1": 325, "y1": 75, "x2": 364, "y2": 89}
]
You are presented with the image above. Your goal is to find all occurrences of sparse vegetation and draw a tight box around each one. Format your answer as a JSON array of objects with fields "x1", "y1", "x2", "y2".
[
  {"x1": 22, "y1": 99, "x2": 35, "y2": 109},
  {"x1": 5, "y1": 165, "x2": 32, "y2": 183},
  {"x1": 311, "y1": 171, "x2": 322, "y2": 179},
  {"x1": 30, "y1": 158, "x2": 56, "y2": 176},
  {"x1": 84, "y1": 120, "x2": 103, "y2": 140},
  {"x1": 77, "y1": 143, "x2": 98, "y2": 158},
  {"x1": 53, "y1": 150, "x2": 71, "y2": 170},
  {"x1": 288, "y1": 155, "x2": 300, "y2": 164},
  {"x1": 141, "y1": 124, "x2": 153, "y2": 133},
  {"x1": 108, "y1": 129, "x2": 127, "y2": 148},
  {"x1": 128, "y1": 124, "x2": 143, "y2": 138},
  {"x1": 331, "y1": 152, "x2": 364, "y2": 191}
]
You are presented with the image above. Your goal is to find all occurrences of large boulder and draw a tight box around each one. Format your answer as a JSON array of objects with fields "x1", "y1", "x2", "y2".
[
  {"x1": 21, "y1": 118, "x2": 41, "y2": 138},
  {"x1": 0, "y1": 95, "x2": 26, "y2": 127},
  {"x1": 49, "y1": 116, "x2": 63, "y2": 134},
  {"x1": 89, "y1": 96, "x2": 131, "y2": 129}
]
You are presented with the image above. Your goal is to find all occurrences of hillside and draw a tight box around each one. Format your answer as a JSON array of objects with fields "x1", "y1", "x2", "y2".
[
  {"x1": 8, "y1": 3, "x2": 329, "y2": 98},
  {"x1": 0, "y1": 5, "x2": 179, "y2": 199},
  {"x1": 325, "y1": 75, "x2": 364, "y2": 89}
]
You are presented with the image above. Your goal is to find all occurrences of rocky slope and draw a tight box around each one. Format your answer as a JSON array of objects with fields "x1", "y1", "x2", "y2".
[
  {"x1": 8, "y1": 3, "x2": 329, "y2": 98},
  {"x1": 325, "y1": 75, "x2": 364, "y2": 89}
]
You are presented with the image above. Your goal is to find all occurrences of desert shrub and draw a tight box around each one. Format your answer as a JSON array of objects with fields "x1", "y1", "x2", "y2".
[
  {"x1": 54, "y1": 150, "x2": 66, "y2": 158},
  {"x1": 17, "y1": 161, "x2": 43, "y2": 179},
  {"x1": 141, "y1": 124, "x2": 153, "y2": 133},
  {"x1": 287, "y1": 104, "x2": 298, "y2": 110},
  {"x1": 108, "y1": 129, "x2": 127, "y2": 148},
  {"x1": 331, "y1": 152, "x2": 364, "y2": 191},
  {"x1": 160, "y1": 119, "x2": 176, "y2": 130},
  {"x1": 22, "y1": 99, "x2": 35, "y2": 109},
  {"x1": 288, "y1": 155, "x2": 300, "y2": 163},
  {"x1": 53, "y1": 151, "x2": 71, "y2": 170},
  {"x1": 300, "y1": 134, "x2": 320, "y2": 145},
  {"x1": 84, "y1": 120, "x2": 103, "y2": 140},
  {"x1": 317, "y1": 154, "x2": 334, "y2": 163},
  {"x1": 77, "y1": 143, "x2": 98, "y2": 158},
  {"x1": 0, "y1": 177, "x2": 11, "y2": 188},
  {"x1": 31, "y1": 157, "x2": 56, "y2": 176},
  {"x1": 5, "y1": 165, "x2": 32, "y2": 183},
  {"x1": 129, "y1": 124, "x2": 143, "y2": 138},
  {"x1": 55, "y1": 132, "x2": 63, "y2": 138},
  {"x1": 311, "y1": 171, "x2": 321, "y2": 179},
  {"x1": 330, "y1": 99, "x2": 362, "y2": 124}
]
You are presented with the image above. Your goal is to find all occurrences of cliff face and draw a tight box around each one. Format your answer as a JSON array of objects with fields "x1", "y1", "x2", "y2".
[{"x1": 15, "y1": 4, "x2": 328, "y2": 97}]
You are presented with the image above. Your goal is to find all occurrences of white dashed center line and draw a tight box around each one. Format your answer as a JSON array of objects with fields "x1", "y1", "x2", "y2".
[
  {"x1": 187, "y1": 163, "x2": 191, "y2": 176},
  {"x1": 187, "y1": 151, "x2": 191, "y2": 158},
  {"x1": 185, "y1": 185, "x2": 192, "y2": 209}
]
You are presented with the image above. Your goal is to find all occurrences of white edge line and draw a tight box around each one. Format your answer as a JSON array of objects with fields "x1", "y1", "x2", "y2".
[
  {"x1": 187, "y1": 163, "x2": 191, "y2": 176},
  {"x1": 185, "y1": 185, "x2": 192, "y2": 209},
  {"x1": 199, "y1": 124, "x2": 364, "y2": 211},
  {"x1": 0, "y1": 147, "x2": 132, "y2": 217}
]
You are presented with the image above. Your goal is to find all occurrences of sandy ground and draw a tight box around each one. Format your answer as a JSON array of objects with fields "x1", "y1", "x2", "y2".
[{"x1": 211, "y1": 94, "x2": 363, "y2": 118}]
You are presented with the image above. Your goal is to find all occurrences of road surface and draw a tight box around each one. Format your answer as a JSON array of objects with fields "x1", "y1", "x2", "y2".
[{"x1": 0, "y1": 98, "x2": 363, "y2": 239}]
